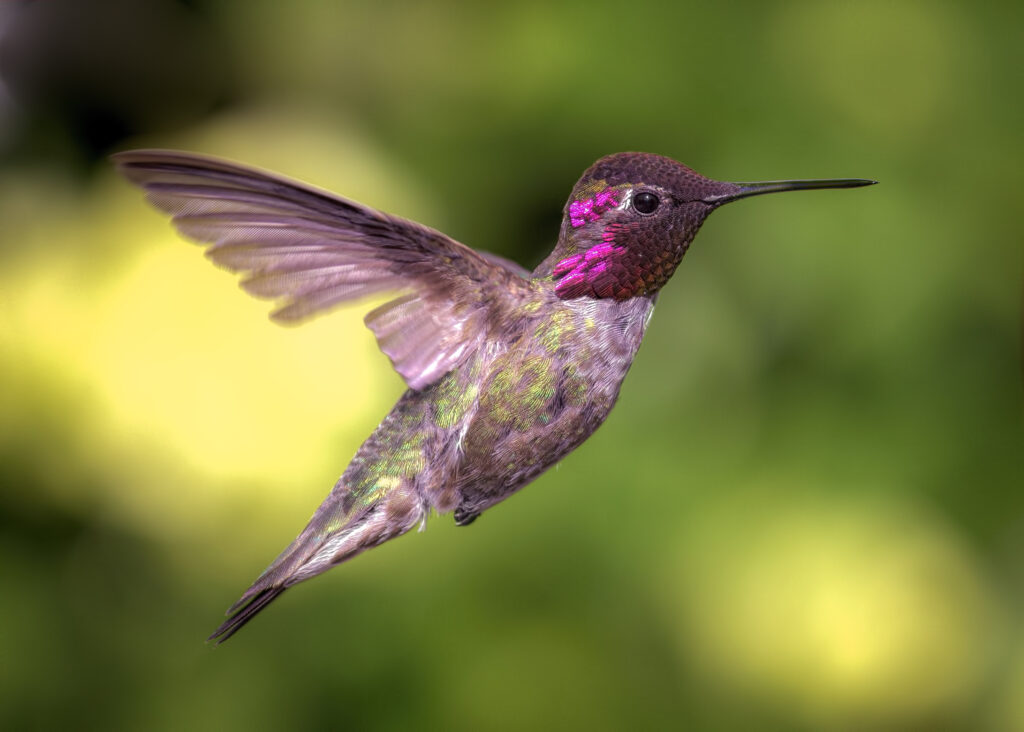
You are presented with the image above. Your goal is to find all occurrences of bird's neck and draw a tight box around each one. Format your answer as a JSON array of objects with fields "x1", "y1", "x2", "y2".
[
  {"x1": 532, "y1": 219, "x2": 697, "y2": 301},
  {"x1": 556, "y1": 293, "x2": 657, "y2": 371}
]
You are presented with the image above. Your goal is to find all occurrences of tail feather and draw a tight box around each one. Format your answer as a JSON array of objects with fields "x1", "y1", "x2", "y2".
[
  {"x1": 206, "y1": 472, "x2": 427, "y2": 643},
  {"x1": 208, "y1": 586, "x2": 288, "y2": 644},
  {"x1": 206, "y1": 523, "x2": 334, "y2": 644},
  {"x1": 206, "y1": 518, "x2": 332, "y2": 644}
]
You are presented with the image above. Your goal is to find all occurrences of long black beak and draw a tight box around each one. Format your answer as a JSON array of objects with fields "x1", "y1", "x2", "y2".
[{"x1": 703, "y1": 177, "x2": 877, "y2": 205}]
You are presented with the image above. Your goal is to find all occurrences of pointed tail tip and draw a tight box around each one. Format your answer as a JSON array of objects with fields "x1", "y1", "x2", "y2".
[{"x1": 206, "y1": 586, "x2": 287, "y2": 645}]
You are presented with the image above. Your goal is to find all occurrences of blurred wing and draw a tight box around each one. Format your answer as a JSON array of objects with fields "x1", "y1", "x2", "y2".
[{"x1": 114, "y1": 149, "x2": 530, "y2": 390}]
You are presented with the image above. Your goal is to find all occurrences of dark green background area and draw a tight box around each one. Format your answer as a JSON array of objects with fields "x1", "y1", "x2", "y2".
[{"x1": 1, "y1": 1, "x2": 1021, "y2": 730}]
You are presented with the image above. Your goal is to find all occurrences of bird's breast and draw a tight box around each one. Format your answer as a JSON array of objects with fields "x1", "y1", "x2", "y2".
[{"x1": 433, "y1": 293, "x2": 656, "y2": 515}]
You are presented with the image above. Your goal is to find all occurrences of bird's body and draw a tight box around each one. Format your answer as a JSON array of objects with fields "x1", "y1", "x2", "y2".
[
  {"x1": 114, "y1": 149, "x2": 873, "y2": 641},
  {"x1": 211, "y1": 268, "x2": 655, "y2": 636}
]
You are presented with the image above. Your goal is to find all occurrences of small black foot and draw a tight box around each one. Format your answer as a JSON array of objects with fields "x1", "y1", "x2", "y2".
[{"x1": 454, "y1": 508, "x2": 480, "y2": 526}]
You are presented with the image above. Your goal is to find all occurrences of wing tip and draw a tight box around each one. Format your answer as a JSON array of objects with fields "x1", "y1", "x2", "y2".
[
  {"x1": 111, "y1": 148, "x2": 216, "y2": 165},
  {"x1": 111, "y1": 149, "x2": 189, "y2": 173}
]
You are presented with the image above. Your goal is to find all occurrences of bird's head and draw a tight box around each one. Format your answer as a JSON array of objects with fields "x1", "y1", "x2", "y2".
[{"x1": 545, "y1": 152, "x2": 874, "y2": 300}]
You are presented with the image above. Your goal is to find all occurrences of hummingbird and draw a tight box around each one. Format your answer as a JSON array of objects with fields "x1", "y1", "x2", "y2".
[{"x1": 114, "y1": 150, "x2": 874, "y2": 642}]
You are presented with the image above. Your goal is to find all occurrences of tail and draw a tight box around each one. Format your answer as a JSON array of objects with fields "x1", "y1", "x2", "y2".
[
  {"x1": 208, "y1": 586, "x2": 288, "y2": 643},
  {"x1": 207, "y1": 479, "x2": 425, "y2": 644}
]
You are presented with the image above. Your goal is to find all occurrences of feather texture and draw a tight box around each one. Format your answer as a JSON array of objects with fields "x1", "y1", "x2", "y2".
[
  {"x1": 111, "y1": 150, "x2": 869, "y2": 641},
  {"x1": 113, "y1": 150, "x2": 531, "y2": 390}
]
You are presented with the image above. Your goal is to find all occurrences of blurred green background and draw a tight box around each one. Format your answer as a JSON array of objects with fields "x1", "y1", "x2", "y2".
[{"x1": 1, "y1": 0, "x2": 1021, "y2": 729}]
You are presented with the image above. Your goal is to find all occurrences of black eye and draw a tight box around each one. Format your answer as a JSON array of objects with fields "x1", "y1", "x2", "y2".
[{"x1": 633, "y1": 191, "x2": 659, "y2": 214}]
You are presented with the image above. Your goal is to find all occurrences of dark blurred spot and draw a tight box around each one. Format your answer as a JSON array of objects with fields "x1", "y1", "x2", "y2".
[
  {"x1": 0, "y1": 0, "x2": 232, "y2": 165},
  {"x1": 0, "y1": 454, "x2": 86, "y2": 555}
]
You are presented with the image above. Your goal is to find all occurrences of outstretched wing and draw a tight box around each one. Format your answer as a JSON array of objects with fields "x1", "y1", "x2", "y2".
[{"x1": 114, "y1": 149, "x2": 531, "y2": 390}]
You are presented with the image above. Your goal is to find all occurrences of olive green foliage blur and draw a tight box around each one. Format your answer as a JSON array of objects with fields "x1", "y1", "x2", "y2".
[{"x1": 0, "y1": 1, "x2": 1020, "y2": 730}]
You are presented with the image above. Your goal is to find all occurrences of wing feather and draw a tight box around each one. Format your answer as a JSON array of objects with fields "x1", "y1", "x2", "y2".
[{"x1": 114, "y1": 149, "x2": 532, "y2": 389}]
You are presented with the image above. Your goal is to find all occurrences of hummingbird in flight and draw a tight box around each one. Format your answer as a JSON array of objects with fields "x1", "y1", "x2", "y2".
[{"x1": 114, "y1": 150, "x2": 874, "y2": 642}]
